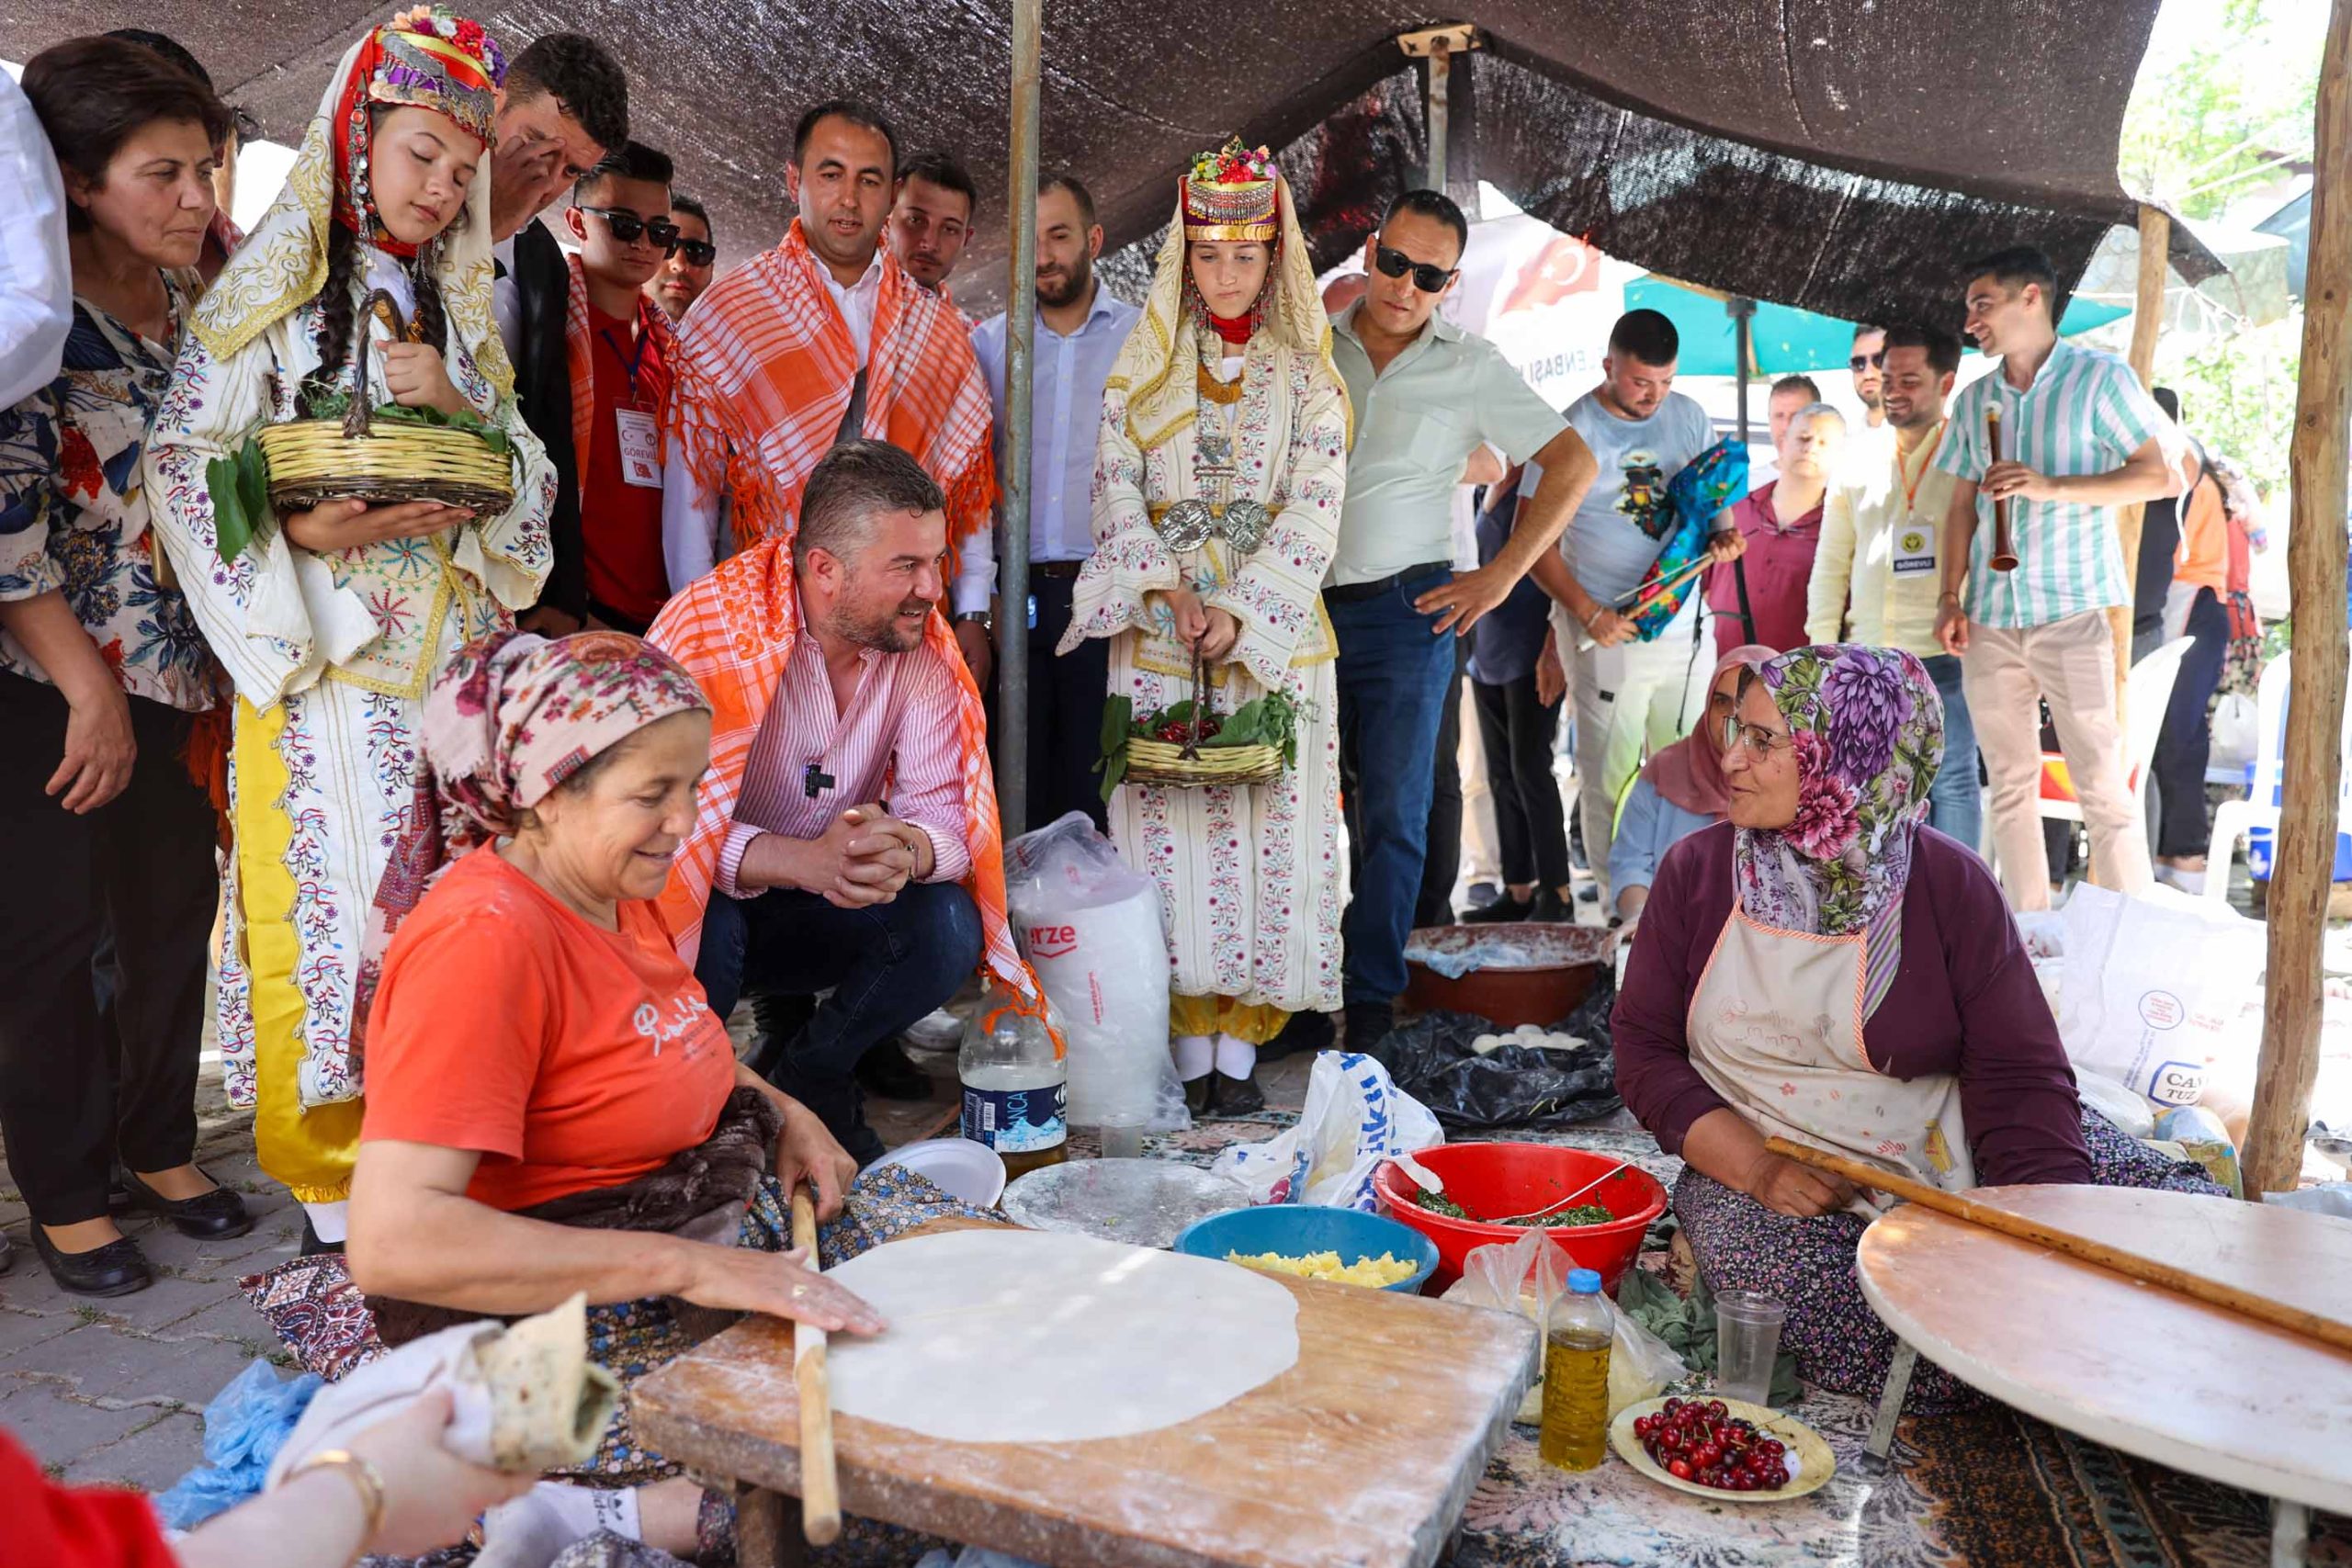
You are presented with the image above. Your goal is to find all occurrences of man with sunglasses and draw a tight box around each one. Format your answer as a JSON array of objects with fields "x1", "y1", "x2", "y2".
[
  {"x1": 1326, "y1": 188, "x2": 1599, "y2": 1048},
  {"x1": 647, "y1": 196, "x2": 719, "y2": 322},
  {"x1": 557, "y1": 142, "x2": 683, "y2": 636}
]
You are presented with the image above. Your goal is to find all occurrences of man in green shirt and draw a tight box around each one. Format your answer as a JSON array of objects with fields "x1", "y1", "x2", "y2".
[{"x1": 1326, "y1": 189, "x2": 1598, "y2": 1045}]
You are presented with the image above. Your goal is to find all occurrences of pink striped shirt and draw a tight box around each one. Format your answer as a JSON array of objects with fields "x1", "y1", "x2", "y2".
[{"x1": 715, "y1": 633, "x2": 975, "y2": 898}]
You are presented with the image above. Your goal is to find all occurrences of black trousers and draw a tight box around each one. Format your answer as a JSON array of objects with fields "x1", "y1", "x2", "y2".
[
  {"x1": 0, "y1": 673, "x2": 215, "y2": 1225},
  {"x1": 1025, "y1": 576, "x2": 1111, "y2": 833},
  {"x1": 2152, "y1": 587, "x2": 2232, "y2": 858},
  {"x1": 1473, "y1": 672, "x2": 1571, "y2": 890}
]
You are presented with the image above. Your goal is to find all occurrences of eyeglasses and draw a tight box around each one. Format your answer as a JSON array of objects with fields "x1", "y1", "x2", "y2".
[
  {"x1": 1721, "y1": 716, "x2": 1793, "y2": 757},
  {"x1": 579, "y1": 207, "x2": 681, "y2": 250},
  {"x1": 670, "y1": 238, "x2": 717, "y2": 266},
  {"x1": 1849, "y1": 350, "x2": 1886, "y2": 371},
  {"x1": 1374, "y1": 243, "x2": 1457, "y2": 294}
]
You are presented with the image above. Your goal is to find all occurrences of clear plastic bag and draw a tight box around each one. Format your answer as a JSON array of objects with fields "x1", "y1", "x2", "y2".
[
  {"x1": 1003, "y1": 812, "x2": 1187, "y2": 1135},
  {"x1": 1440, "y1": 1229, "x2": 1687, "y2": 1421}
]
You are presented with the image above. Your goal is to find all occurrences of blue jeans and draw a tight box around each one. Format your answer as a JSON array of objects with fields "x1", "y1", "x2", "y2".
[
  {"x1": 695, "y1": 879, "x2": 982, "y2": 1163},
  {"x1": 1923, "y1": 652, "x2": 1983, "y2": 852},
  {"x1": 1329, "y1": 568, "x2": 1459, "y2": 1004}
]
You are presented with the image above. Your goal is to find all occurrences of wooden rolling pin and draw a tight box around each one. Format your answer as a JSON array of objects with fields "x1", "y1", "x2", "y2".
[
  {"x1": 1763, "y1": 1136, "x2": 2352, "y2": 1356},
  {"x1": 789, "y1": 1185, "x2": 843, "y2": 1546}
]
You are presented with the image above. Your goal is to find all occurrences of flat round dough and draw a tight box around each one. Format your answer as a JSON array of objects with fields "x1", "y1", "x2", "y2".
[{"x1": 824, "y1": 1228, "x2": 1300, "y2": 1444}]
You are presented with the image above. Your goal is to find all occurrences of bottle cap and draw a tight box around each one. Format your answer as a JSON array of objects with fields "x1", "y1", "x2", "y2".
[{"x1": 1566, "y1": 1268, "x2": 1603, "y2": 1295}]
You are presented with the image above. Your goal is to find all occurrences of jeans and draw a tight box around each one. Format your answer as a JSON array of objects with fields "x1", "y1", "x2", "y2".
[
  {"x1": 1329, "y1": 567, "x2": 1458, "y2": 1004},
  {"x1": 695, "y1": 879, "x2": 983, "y2": 1163},
  {"x1": 1416, "y1": 638, "x2": 1471, "y2": 928},
  {"x1": 1921, "y1": 652, "x2": 1983, "y2": 853},
  {"x1": 2152, "y1": 587, "x2": 2231, "y2": 856}
]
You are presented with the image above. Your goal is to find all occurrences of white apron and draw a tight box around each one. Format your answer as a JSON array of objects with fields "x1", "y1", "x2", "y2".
[{"x1": 1687, "y1": 891, "x2": 1975, "y2": 1213}]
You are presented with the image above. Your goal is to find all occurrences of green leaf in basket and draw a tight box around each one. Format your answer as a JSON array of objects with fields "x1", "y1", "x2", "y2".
[
  {"x1": 204, "y1": 438, "x2": 271, "y2": 564},
  {"x1": 1099, "y1": 694, "x2": 1132, "y2": 761}
]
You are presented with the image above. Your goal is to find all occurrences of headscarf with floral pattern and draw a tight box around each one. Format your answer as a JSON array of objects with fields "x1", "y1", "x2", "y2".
[
  {"x1": 1735, "y1": 644, "x2": 1944, "y2": 1017},
  {"x1": 351, "y1": 630, "x2": 711, "y2": 1051}
]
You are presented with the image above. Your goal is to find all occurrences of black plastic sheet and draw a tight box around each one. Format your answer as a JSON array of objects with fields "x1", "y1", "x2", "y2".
[{"x1": 1372, "y1": 985, "x2": 1623, "y2": 1133}]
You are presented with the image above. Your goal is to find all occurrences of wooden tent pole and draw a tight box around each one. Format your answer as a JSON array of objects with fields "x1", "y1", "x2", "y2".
[
  {"x1": 2245, "y1": 0, "x2": 2352, "y2": 1197},
  {"x1": 2110, "y1": 204, "x2": 2169, "y2": 732}
]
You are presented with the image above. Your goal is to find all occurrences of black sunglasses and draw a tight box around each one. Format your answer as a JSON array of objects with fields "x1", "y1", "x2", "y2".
[
  {"x1": 580, "y1": 206, "x2": 681, "y2": 249},
  {"x1": 670, "y1": 237, "x2": 718, "y2": 266},
  {"x1": 1374, "y1": 243, "x2": 1456, "y2": 294},
  {"x1": 1849, "y1": 350, "x2": 1886, "y2": 371}
]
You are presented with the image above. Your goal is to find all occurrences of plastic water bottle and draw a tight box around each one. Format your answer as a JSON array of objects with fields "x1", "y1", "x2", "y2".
[
  {"x1": 958, "y1": 1007, "x2": 1067, "y2": 1179},
  {"x1": 1538, "y1": 1268, "x2": 1613, "y2": 1471}
]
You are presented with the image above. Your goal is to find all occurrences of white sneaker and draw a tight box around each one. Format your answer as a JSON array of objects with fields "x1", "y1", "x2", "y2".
[{"x1": 2155, "y1": 864, "x2": 2208, "y2": 896}]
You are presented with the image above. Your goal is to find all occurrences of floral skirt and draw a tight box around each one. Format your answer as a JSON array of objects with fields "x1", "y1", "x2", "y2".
[{"x1": 1669, "y1": 1108, "x2": 2226, "y2": 1413}]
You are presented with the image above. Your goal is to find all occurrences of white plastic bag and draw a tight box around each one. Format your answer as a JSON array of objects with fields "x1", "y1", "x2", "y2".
[
  {"x1": 2055, "y1": 885, "x2": 2264, "y2": 1108},
  {"x1": 1211, "y1": 1050, "x2": 1442, "y2": 1209},
  {"x1": 2074, "y1": 1066, "x2": 2156, "y2": 1141},
  {"x1": 1004, "y1": 813, "x2": 1186, "y2": 1134},
  {"x1": 2210, "y1": 690, "x2": 2258, "y2": 774}
]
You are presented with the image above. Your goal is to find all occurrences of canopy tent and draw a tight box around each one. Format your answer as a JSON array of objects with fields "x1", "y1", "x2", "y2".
[{"x1": 0, "y1": 0, "x2": 2216, "y2": 327}]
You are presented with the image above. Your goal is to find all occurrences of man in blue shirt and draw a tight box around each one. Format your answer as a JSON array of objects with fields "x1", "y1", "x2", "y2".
[{"x1": 964, "y1": 175, "x2": 1142, "y2": 829}]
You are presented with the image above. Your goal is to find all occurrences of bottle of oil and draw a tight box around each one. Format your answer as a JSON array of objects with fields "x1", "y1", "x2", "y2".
[
  {"x1": 1538, "y1": 1267, "x2": 1613, "y2": 1471},
  {"x1": 958, "y1": 1005, "x2": 1067, "y2": 1179}
]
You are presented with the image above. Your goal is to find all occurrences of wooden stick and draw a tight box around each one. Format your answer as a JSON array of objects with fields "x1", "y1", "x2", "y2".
[
  {"x1": 1575, "y1": 555, "x2": 1713, "y2": 651},
  {"x1": 789, "y1": 1186, "x2": 842, "y2": 1547},
  {"x1": 2247, "y1": 0, "x2": 2352, "y2": 1197},
  {"x1": 1762, "y1": 1136, "x2": 2352, "y2": 1355}
]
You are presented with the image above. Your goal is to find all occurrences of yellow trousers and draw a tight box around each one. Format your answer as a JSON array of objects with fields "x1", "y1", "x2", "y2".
[{"x1": 1169, "y1": 994, "x2": 1289, "y2": 1046}]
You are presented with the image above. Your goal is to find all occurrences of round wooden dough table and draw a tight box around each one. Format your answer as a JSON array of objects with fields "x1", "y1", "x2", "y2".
[{"x1": 1854, "y1": 1187, "x2": 2352, "y2": 1567}]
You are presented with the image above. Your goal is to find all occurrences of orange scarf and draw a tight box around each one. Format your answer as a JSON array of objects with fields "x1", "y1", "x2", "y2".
[
  {"x1": 645, "y1": 538, "x2": 1040, "y2": 1010},
  {"x1": 664, "y1": 220, "x2": 994, "y2": 562},
  {"x1": 563, "y1": 253, "x2": 673, "y2": 488}
]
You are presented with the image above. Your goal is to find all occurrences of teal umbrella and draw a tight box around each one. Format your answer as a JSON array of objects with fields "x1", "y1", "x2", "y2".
[{"x1": 1625, "y1": 275, "x2": 2125, "y2": 377}]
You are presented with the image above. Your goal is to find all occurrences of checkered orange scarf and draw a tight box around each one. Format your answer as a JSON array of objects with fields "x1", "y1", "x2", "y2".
[
  {"x1": 665, "y1": 220, "x2": 995, "y2": 561},
  {"x1": 564, "y1": 253, "x2": 673, "y2": 485},
  {"x1": 645, "y1": 538, "x2": 1040, "y2": 1010}
]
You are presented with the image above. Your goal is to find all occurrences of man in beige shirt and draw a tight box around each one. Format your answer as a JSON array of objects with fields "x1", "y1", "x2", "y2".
[{"x1": 1805, "y1": 322, "x2": 1981, "y2": 849}]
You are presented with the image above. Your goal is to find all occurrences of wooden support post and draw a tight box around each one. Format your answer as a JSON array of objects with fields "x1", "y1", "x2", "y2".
[
  {"x1": 994, "y1": 0, "x2": 1042, "y2": 837},
  {"x1": 2245, "y1": 0, "x2": 2352, "y2": 1197},
  {"x1": 2112, "y1": 203, "x2": 2170, "y2": 723}
]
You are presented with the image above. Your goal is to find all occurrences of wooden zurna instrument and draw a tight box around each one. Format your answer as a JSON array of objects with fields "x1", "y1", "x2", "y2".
[
  {"x1": 1985, "y1": 405, "x2": 2019, "y2": 571},
  {"x1": 1763, "y1": 1136, "x2": 2352, "y2": 1356},
  {"x1": 789, "y1": 1185, "x2": 843, "y2": 1546}
]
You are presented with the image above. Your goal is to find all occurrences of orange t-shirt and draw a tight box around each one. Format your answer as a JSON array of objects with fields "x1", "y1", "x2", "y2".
[{"x1": 361, "y1": 845, "x2": 739, "y2": 1211}]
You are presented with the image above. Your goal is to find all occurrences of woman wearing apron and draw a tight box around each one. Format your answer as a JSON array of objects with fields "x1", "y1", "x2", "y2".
[{"x1": 1612, "y1": 644, "x2": 2221, "y2": 1410}]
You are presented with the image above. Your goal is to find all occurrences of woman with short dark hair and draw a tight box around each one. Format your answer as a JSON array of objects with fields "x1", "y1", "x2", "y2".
[{"x1": 0, "y1": 36, "x2": 247, "y2": 1295}]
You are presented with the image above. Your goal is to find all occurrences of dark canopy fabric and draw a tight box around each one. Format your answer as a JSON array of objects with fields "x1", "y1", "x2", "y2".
[{"x1": 2, "y1": 0, "x2": 2212, "y2": 324}]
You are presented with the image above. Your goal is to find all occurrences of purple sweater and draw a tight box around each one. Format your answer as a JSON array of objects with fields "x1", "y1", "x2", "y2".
[{"x1": 1611, "y1": 823, "x2": 2092, "y2": 1187}]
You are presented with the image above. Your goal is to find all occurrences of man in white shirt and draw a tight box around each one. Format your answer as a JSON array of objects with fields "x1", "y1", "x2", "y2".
[
  {"x1": 0, "y1": 70, "x2": 71, "y2": 411},
  {"x1": 964, "y1": 175, "x2": 1139, "y2": 828},
  {"x1": 1531, "y1": 309, "x2": 1741, "y2": 889},
  {"x1": 660, "y1": 102, "x2": 994, "y2": 599}
]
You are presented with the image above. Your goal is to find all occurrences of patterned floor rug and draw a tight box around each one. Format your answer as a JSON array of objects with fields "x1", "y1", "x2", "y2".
[{"x1": 1108, "y1": 1108, "x2": 2350, "y2": 1567}]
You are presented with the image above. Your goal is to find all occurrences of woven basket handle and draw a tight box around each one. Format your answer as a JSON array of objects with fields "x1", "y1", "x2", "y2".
[{"x1": 342, "y1": 289, "x2": 411, "y2": 439}]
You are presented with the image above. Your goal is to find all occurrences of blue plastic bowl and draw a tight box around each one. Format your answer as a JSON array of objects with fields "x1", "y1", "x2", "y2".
[{"x1": 1170, "y1": 1204, "x2": 1442, "y2": 1294}]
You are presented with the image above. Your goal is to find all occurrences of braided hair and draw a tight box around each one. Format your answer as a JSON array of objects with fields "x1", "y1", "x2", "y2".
[{"x1": 306, "y1": 220, "x2": 457, "y2": 414}]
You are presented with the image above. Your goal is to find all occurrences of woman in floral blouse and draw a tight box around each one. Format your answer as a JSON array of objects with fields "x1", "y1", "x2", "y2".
[{"x1": 0, "y1": 38, "x2": 253, "y2": 1297}]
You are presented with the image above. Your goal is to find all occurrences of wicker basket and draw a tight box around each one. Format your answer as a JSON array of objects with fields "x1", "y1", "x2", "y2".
[
  {"x1": 258, "y1": 288, "x2": 514, "y2": 514},
  {"x1": 1121, "y1": 649, "x2": 1284, "y2": 790}
]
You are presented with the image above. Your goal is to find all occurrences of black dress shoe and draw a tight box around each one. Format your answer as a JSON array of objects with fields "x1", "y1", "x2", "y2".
[
  {"x1": 121, "y1": 1170, "x2": 254, "y2": 1240},
  {"x1": 0, "y1": 1232, "x2": 12, "y2": 1276},
  {"x1": 1259, "y1": 1009, "x2": 1332, "y2": 1063},
  {"x1": 1182, "y1": 1074, "x2": 1216, "y2": 1116},
  {"x1": 30, "y1": 1226, "x2": 152, "y2": 1298},
  {"x1": 1463, "y1": 893, "x2": 1533, "y2": 924},
  {"x1": 1530, "y1": 887, "x2": 1571, "y2": 922},
  {"x1": 1210, "y1": 1069, "x2": 1265, "y2": 1116},
  {"x1": 1342, "y1": 1000, "x2": 1396, "y2": 1053},
  {"x1": 854, "y1": 1038, "x2": 934, "y2": 1101}
]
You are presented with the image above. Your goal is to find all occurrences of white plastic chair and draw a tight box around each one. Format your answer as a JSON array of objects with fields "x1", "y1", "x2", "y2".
[
  {"x1": 2203, "y1": 652, "x2": 2352, "y2": 904},
  {"x1": 2035, "y1": 635, "x2": 2194, "y2": 832}
]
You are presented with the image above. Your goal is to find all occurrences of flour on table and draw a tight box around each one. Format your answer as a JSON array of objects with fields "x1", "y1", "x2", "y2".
[{"x1": 825, "y1": 1228, "x2": 1300, "y2": 1443}]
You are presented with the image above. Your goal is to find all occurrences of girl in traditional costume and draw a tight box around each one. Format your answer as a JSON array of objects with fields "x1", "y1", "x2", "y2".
[
  {"x1": 148, "y1": 7, "x2": 555, "y2": 1243},
  {"x1": 1060, "y1": 141, "x2": 1349, "y2": 1112}
]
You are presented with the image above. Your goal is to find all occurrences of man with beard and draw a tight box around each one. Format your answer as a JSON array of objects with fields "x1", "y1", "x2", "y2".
[
  {"x1": 963, "y1": 174, "x2": 1140, "y2": 826},
  {"x1": 650, "y1": 441, "x2": 1004, "y2": 1162},
  {"x1": 661, "y1": 101, "x2": 993, "y2": 596}
]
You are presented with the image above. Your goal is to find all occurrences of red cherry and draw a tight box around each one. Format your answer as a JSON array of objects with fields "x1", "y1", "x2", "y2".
[
  {"x1": 1668, "y1": 1459, "x2": 1693, "y2": 1481},
  {"x1": 1694, "y1": 1443, "x2": 1722, "y2": 1468},
  {"x1": 1758, "y1": 1439, "x2": 1784, "y2": 1460},
  {"x1": 1707, "y1": 1400, "x2": 1728, "y2": 1418}
]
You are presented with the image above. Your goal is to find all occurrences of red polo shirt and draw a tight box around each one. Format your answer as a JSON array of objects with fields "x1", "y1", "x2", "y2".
[
  {"x1": 582, "y1": 301, "x2": 671, "y2": 627},
  {"x1": 1708, "y1": 480, "x2": 1824, "y2": 656}
]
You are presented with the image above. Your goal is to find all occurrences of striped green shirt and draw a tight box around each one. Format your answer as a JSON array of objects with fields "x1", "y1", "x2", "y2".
[{"x1": 1933, "y1": 341, "x2": 2178, "y2": 629}]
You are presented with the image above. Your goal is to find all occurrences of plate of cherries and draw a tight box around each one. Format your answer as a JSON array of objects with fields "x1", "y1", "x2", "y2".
[{"x1": 1607, "y1": 1395, "x2": 1834, "y2": 1502}]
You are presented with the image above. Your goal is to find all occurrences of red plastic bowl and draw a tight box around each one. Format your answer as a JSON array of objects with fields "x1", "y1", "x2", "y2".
[{"x1": 1374, "y1": 1143, "x2": 1667, "y2": 1294}]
